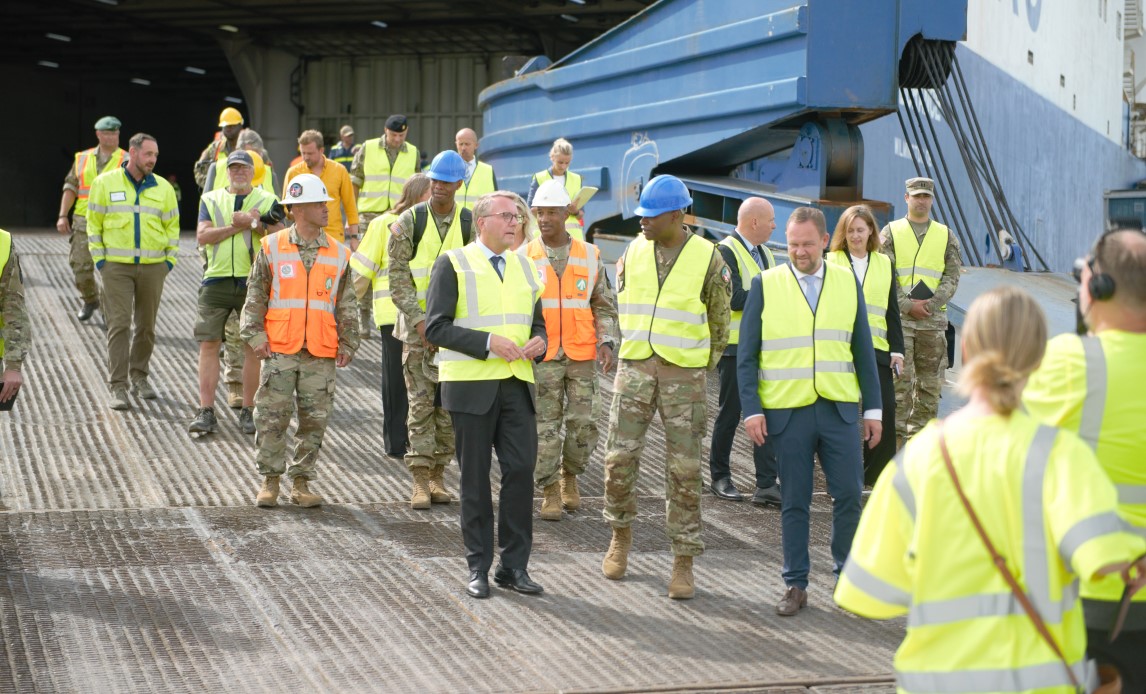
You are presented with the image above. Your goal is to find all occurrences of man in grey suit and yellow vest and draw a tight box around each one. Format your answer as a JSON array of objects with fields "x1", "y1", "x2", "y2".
[
  {"x1": 350, "y1": 114, "x2": 419, "y2": 230},
  {"x1": 454, "y1": 128, "x2": 498, "y2": 211},
  {"x1": 880, "y1": 177, "x2": 961, "y2": 445},
  {"x1": 738, "y1": 207, "x2": 882, "y2": 617}
]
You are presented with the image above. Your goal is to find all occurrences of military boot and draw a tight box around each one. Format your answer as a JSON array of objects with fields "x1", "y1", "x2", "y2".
[
  {"x1": 602, "y1": 526, "x2": 632, "y2": 580},
  {"x1": 539, "y1": 482, "x2": 563, "y2": 521},
  {"x1": 77, "y1": 300, "x2": 99, "y2": 322},
  {"x1": 290, "y1": 477, "x2": 323, "y2": 508},
  {"x1": 256, "y1": 476, "x2": 280, "y2": 508},
  {"x1": 667, "y1": 555, "x2": 695, "y2": 600},
  {"x1": 428, "y1": 466, "x2": 453, "y2": 504},
  {"x1": 410, "y1": 469, "x2": 431, "y2": 510},
  {"x1": 226, "y1": 383, "x2": 243, "y2": 409},
  {"x1": 560, "y1": 468, "x2": 581, "y2": 511}
]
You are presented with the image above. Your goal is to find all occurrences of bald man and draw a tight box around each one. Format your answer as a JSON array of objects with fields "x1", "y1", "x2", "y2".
[
  {"x1": 454, "y1": 128, "x2": 497, "y2": 210},
  {"x1": 710, "y1": 197, "x2": 782, "y2": 505}
]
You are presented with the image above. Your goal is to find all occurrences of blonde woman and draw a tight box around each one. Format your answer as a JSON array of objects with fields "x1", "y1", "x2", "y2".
[
  {"x1": 527, "y1": 138, "x2": 584, "y2": 241},
  {"x1": 836, "y1": 286, "x2": 1146, "y2": 693}
]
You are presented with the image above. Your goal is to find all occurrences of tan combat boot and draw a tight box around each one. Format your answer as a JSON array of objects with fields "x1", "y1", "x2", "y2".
[
  {"x1": 255, "y1": 476, "x2": 280, "y2": 508},
  {"x1": 539, "y1": 482, "x2": 563, "y2": 521},
  {"x1": 410, "y1": 469, "x2": 431, "y2": 509},
  {"x1": 560, "y1": 468, "x2": 581, "y2": 511},
  {"x1": 602, "y1": 526, "x2": 632, "y2": 580},
  {"x1": 290, "y1": 477, "x2": 323, "y2": 508},
  {"x1": 226, "y1": 383, "x2": 243, "y2": 409},
  {"x1": 667, "y1": 555, "x2": 695, "y2": 600},
  {"x1": 428, "y1": 466, "x2": 454, "y2": 504}
]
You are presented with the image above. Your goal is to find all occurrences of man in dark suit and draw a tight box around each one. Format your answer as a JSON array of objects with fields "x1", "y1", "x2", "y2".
[
  {"x1": 424, "y1": 191, "x2": 548, "y2": 599},
  {"x1": 736, "y1": 207, "x2": 881, "y2": 617}
]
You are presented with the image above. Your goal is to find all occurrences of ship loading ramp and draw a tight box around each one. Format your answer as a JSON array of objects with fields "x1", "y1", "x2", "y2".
[{"x1": 478, "y1": 0, "x2": 968, "y2": 256}]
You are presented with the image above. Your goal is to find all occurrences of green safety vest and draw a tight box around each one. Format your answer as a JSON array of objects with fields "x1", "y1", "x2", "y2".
[
  {"x1": 350, "y1": 211, "x2": 400, "y2": 326},
  {"x1": 408, "y1": 203, "x2": 468, "y2": 312},
  {"x1": 359, "y1": 140, "x2": 419, "y2": 214},
  {"x1": 437, "y1": 244, "x2": 542, "y2": 383},
  {"x1": 718, "y1": 235, "x2": 774, "y2": 346},
  {"x1": 0, "y1": 229, "x2": 10, "y2": 358},
  {"x1": 86, "y1": 169, "x2": 180, "y2": 267},
  {"x1": 73, "y1": 147, "x2": 128, "y2": 218},
  {"x1": 890, "y1": 218, "x2": 949, "y2": 312},
  {"x1": 201, "y1": 187, "x2": 278, "y2": 280},
  {"x1": 617, "y1": 234, "x2": 713, "y2": 368},
  {"x1": 534, "y1": 169, "x2": 584, "y2": 241},
  {"x1": 456, "y1": 161, "x2": 496, "y2": 210},
  {"x1": 757, "y1": 262, "x2": 860, "y2": 407},
  {"x1": 827, "y1": 250, "x2": 892, "y2": 352}
]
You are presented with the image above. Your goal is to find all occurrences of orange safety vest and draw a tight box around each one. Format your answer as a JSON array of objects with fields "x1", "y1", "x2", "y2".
[
  {"x1": 75, "y1": 147, "x2": 128, "y2": 216},
  {"x1": 525, "y1": 237, "x2": 598, "y2": 361},
  {"x1": 261, "y1": 229, "x2": 351, "y2": 358}
]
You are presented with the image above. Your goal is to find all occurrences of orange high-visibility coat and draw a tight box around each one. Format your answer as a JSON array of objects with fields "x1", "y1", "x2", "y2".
[
  {"x1": 526, "y1": 237, "x2": 599, "y2": 362},
  {"x1": 261, "y1": 230, "x2": 351, "y2": 358}
]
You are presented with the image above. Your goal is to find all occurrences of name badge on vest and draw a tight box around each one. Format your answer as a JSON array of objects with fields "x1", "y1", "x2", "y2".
[
  {"x1": 110, "y1": 191, "x2": 127, "y2": 202},
  {"x1": 280, "y1": 263, "x2": 295, "y2": 278}
]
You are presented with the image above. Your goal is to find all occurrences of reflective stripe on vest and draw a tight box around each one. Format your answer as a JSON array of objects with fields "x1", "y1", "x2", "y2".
[
  {"x1": 262, "y1": 229, "x2": 350, "y2": 358},
  {"x1": 409, "y1": 203, "x2": 468, "y2": 311},
  {"x1": 757, "y1": 263, "x2": 860, "y2": 407},
  {"x1": 202, "y1": 187, "x2": 277, "y2": 279},
  {"x1": 526, "y1": 237, "x2": 598, "y2": 361},
  {"x1": 827, "y1": 250, "x2": 892, "y2": 352},
  {"x1": 0, "y1": 230, "x2": 10, "y2": 358},
  {"x1": 535, "y1": 169, "x2": 584, "y2": 241},
  {"x1": 617, "y1": 234, "x2": 712, "y2": 368},
  {"x1": 456, "y1": 161, "x2": 496, "y2": 209},
  {"x1": 359, "y1": 140, "x2": 419, "y2": 213},
  {"x1": 890, "y1": 218, "x2": 949, "y2": 312},
  {"x1": 349, "y1": 211, "x2": 399, "y2": 325},
  {"x1": 74, "y1": 148, "x2": 127, "y2": 217},
  {"x1": 438, "y1": 244, "x2": 542, "y2": 383},
  {"x1": 87, "y1": 171, "x2": 179, "y2": 266},
  {"x1": 718, "y1": 235, "x2": 768, "y2": 346}
]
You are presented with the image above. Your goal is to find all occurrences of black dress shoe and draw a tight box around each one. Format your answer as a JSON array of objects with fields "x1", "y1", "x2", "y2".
[
  {"x1": 710, "y1": 477, "x2": 743, "y2": 501},
  {"x1": 751, "y1": 483, "x2": 782, "y2": 507},
  {"x1": 77, "y1": 301, "x2": 99, "y2": 322},
  {"x1": 493, "y1": 565, "x2": 544, "y2": 594},
  {"x1": 466, "y1": 571, "x2": 490, "y2": 599}
]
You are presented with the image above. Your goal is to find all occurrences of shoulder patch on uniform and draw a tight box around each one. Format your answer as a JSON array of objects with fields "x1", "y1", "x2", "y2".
[{"x1": 720, "y1": 265, "x2": 731, "y2": 283}]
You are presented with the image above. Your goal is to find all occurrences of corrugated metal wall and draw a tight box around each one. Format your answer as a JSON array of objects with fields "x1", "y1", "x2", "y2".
[{"x1": 299, "y1": 55, "x2": 493, "y2": 158}]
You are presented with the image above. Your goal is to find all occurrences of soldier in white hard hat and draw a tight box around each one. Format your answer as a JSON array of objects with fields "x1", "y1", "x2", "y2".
[{"x1": 240, "y1": 173, "x2": 360, "y2": 509}]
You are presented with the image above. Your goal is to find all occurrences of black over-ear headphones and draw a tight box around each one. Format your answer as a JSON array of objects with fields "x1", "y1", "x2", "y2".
[{"x1": 1087, "y1": 233, "x2": 1116, "y2": 301}]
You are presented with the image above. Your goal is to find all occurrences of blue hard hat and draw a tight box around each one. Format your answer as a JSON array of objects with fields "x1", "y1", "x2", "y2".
[
  {"x1": 427, "y1": 150, "x2": 467, "y2": 183},
  {"x1": 634, "y1": 175, "x2": 692, "y2": 217}
]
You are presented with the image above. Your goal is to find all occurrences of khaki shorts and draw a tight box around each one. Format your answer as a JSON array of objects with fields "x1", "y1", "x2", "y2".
[{"x1": 194, "y1": 279, "x2": 248, "y2": 342}]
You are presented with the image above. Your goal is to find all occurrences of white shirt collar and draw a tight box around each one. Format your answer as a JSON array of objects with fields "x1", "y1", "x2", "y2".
[
  {"x1": 475, "y1": 237, "x2": 504, "y2": 263},
  {"x1": 733, "y1": 229, "x2": 758, "y2": 253},
  {"x1": 791, "y1": 259, "x2": 826, "y2": 282}
]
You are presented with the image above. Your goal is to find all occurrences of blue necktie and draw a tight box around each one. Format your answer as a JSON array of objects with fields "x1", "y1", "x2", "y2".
[
  {"x1": 749, "y1": 248, "x2": 765, "y2": 270},
  {"x1": 802, "y1": 275, "x2": 820, "y2": 312},
  {"x1": 490, "y1": 255, "x2": 504, "y2": 280}
]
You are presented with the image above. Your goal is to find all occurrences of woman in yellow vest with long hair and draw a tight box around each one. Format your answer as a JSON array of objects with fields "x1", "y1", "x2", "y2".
[
  {"x1": 836, "y1": 285, "x2": 1146, "y2": 694},
  {"x1": 527, "y1": 138, "x2": 584, "y2": 241}
]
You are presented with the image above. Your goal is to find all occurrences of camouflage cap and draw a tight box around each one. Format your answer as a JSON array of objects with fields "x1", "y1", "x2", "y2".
[
  {"x1": 906, "y1": 177, "x2": 935, "y2": 196},
  {"x1": 94, "y1": 116, "x2": 121, "y2": 131}
]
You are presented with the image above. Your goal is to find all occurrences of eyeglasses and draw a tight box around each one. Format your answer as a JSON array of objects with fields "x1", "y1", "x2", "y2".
[{"x1": 481, "y1": 212, "x2": 524, "y2": 225}]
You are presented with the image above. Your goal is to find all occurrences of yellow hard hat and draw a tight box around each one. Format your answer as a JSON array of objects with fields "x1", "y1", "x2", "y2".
[
  {"x1": 247, "y1": 150, "x2": 266, "y2": 186},
  {"x1": 218, "y1": 107, "x2": 244, "y2": 127}
]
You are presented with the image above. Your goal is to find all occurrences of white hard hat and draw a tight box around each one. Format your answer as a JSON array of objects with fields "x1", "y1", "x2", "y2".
[
  {"x1": 283, "y1": 173, "x2": 333, "y2": 204},
  {"x1": 532, "y1": 179, "x2": 571, "y2": 208}
]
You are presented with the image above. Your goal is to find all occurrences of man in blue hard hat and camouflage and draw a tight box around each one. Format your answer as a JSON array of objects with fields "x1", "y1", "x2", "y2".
[
  {"x1": 600, "y1": 174, "x2": 732, "y2": 600},
  {"x1": 387, "y1": 150, "x2": 474, "y2": 510}
]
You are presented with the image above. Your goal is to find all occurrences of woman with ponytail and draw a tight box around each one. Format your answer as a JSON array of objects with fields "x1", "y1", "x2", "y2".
[{"x1": 835, "y1": 286, "x2": 1146, "y2": 694}]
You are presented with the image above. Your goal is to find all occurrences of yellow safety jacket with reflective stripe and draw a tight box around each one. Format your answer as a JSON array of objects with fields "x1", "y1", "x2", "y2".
[
  {"x1": 534, "y1": 169, "x2": 584, "y2": 241},
  {"x1": 526, "y1": 236, "x2": 599, "y2": 361},
  {"x1": 1023, "y1": 330, "x2": 1146, "y2": 603},
  {"x1": 359, "y1": 140, "x2": 419, "y2": 214},
  {"x1": 437, "y1": 244, "x2": 543, "y2": 383},
  {"x1": 0, "y1": 229, "x2": 10, "y2": 358},
  {"x1": 617, "y1": 234, "x2": 713, "y2": 368},
  {"x1": 827, "y1": 250, "x2": 892, "y2": 352},
  {"x1": 350, "y1": 211, "x2": 399, "y2": 326},
  {"x1": 73, "y1": 147, "x2": 128, "y2": 218},
  {"x1": 835, "y1": 414, "x2": 1146, "y2": 694},
  {"x1": 201, "y1": 187, "x2": 277, "y2": 280},
  {"x1": 890, "y1": 219, "x2": 948, "y2": 312},
  {"x1": 408, "y1": 203, "x2": 468, "y2": 313},
  {"x1": 261, "y1": 229, "x2": 351, "y2": 358},
  {"x1": 86, "y1": 169, "x2": 180, "y2": 267},
  {"x1": 757, "y1": 263, "x2": 859, "y2": 407},
  {"x1": 456, "y1": 161, "x2": 496, "y2": 210},
  {"x1": 719, "y1": 235, "x2": 773, "y2": 346}
]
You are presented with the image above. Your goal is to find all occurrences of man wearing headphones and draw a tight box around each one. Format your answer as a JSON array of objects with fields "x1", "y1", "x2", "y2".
[{"x1": 1024, "y1": 229, "x2": 1146, "y2": 692}]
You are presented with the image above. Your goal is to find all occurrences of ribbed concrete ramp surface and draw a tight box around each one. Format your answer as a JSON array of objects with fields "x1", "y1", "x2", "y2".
[{"x1": 0, "y1": 231, "x2": 903, "y2": 693}]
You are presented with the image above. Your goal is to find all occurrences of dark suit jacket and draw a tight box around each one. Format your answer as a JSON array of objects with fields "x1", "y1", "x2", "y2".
[
  {"x1": 423, "y1": 250, "x2": 547, "y2": 416},
  {"x1": 717, "y1": 233, "x2": 773, "y2": 358},
  {"x1": 735, "y1": 263, "x2": 881, "y2": 436},
  {"x1": 836, "y1": 252, "x2": 905, "y2": 366}
]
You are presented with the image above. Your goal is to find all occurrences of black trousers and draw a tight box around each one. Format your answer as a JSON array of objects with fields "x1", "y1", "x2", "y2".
[
  {"x1": 450, "y1": 378, "x2": 537, "y2": 574},
  {"x1": 379, "y1": 325, "x2": 408, "y2": 457},
  {"x1": 1087, "y1": 627, "x2": 1145, "y2": 694},
  {"x1": 709, "y1": 354, "x2": 778, "y2": 489},
  {"x1": 864, "y1": 360, "x2": 897, "y2": 486}
]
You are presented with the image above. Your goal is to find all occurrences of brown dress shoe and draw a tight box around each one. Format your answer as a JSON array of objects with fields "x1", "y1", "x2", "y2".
[{"x1": 776, "y1": 585, "x2": 807, "y2": 616}]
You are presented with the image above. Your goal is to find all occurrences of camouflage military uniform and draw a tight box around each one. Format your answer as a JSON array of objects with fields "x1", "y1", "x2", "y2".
[
  {"x1": 880, "y1": 219, "x2": 961, "y2": 442},
  {"x1": 193, "y1": 139, "x2": 234, "y2": 191},
  {"x1": 240, "y1": 226, "x2": 360, "y2": 480},
  {"x1": 62, "y1": 156, "x2": 104, "y2": 304},
  {"x1": 533, "y1": 239, "x2": 619, "y2": 489},
  {"x1": 603, "y1": 231, "x2": 731, "y2": 557},
  {"x1": 387, "y1": 204, "x2": 458, "y2": 471},
  {"x1": 1, "y1": 243, "x2": 30, "y2": 374}
]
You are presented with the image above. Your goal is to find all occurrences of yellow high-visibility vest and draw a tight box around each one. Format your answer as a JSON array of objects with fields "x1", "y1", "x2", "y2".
[
  {"x1": 827, "y1": 250, "x2": 892, "y2": 352},
  {"x1": 456, "y1": 161, "x2": 496, "y2": 210},
  {"x1": 437, "y1": 244, "x2": 543, "y2": 383},
  {"x1": 359, "y1": 140, "x2": 419, "y2": 214},
  {"x1": 719, "y1": 235, "x2": 773, "y2": 346},
  {"x1": 617, "y1": 233, "x2": 713, "y2": 368},
  {"x1": 0, "y1": 229, "x2": 10, "y2": 358},
  {"x1": 86, "y1": 169, "x2": 180, "y2": 267},
  {"x1": 757, "y1": 262, "x2": 860, "y2": 407},
  {"x1": 73, "y1": 147, "x2": 128, "y2": 218},
  {"x1": 200, "y1": 187, "x2": 278, "y2": 280},
  {"x1": 534, "y1": 169, "x2": 584, "y2": 241},
  {"x1": 407, "y1": 203, "x2": 468, "y2": 313},
  {"x1": 890, "y1": 218, "x2": 949, "y2": 312},
  {"x1": 350, "y1": 211, "x2": 400, "y2": 326}
]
